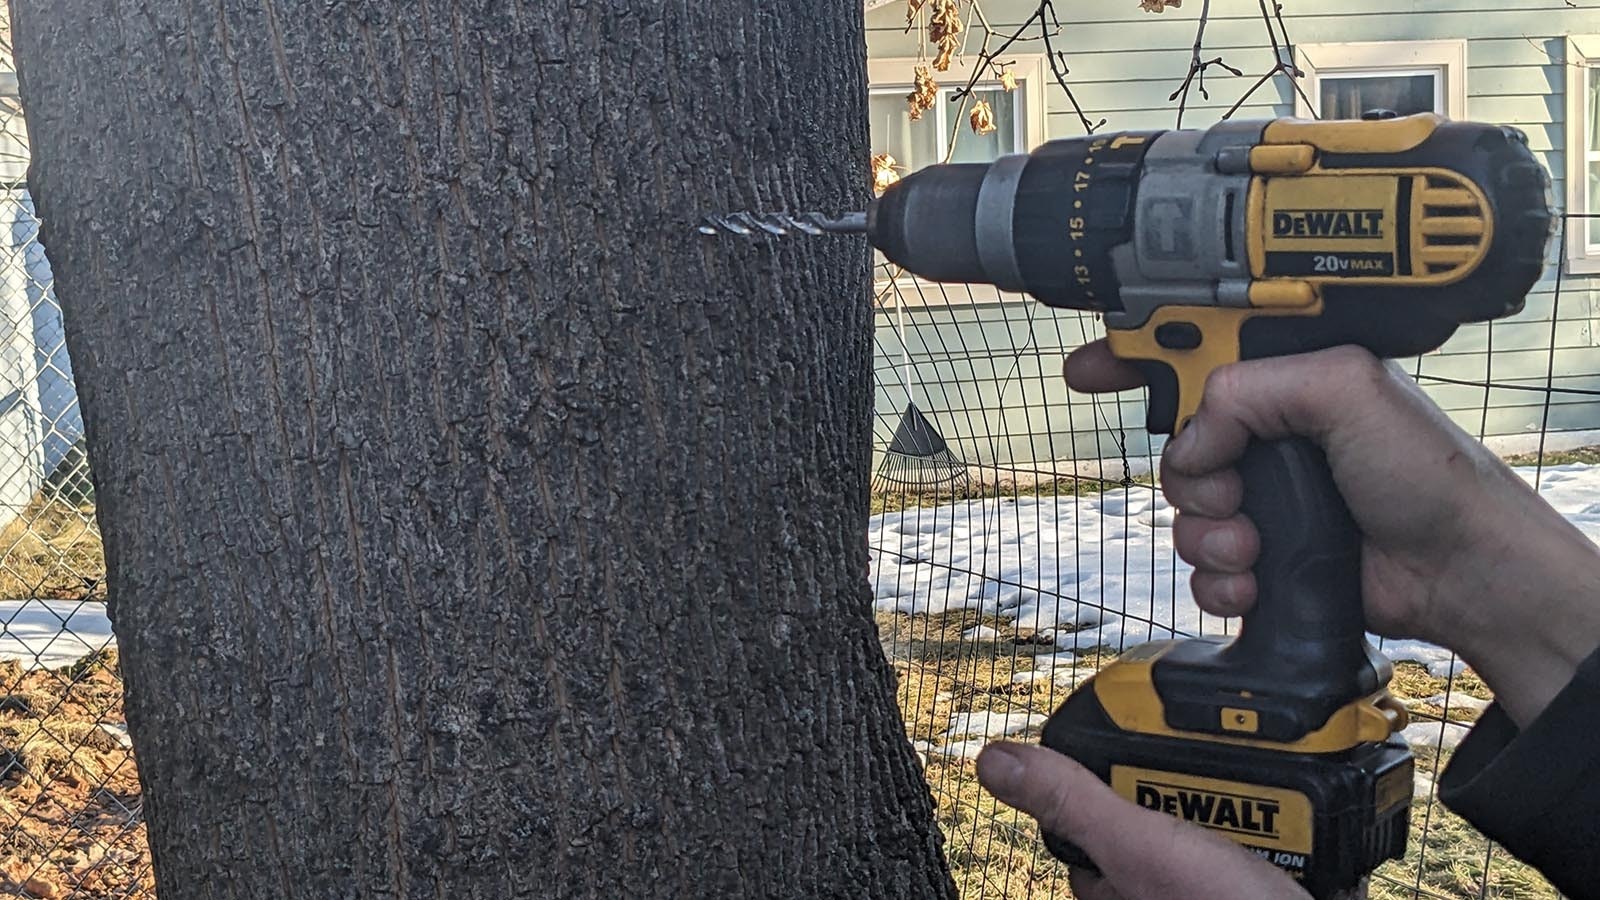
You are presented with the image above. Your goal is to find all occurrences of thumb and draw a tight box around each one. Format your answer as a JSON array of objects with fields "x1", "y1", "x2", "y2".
[{"x1": 976, "y1": 742, "x2": 1310, "y2": 900}]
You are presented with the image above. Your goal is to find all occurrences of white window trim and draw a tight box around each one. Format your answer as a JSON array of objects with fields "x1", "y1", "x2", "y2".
[
  {"x1": 867, "y1": 54, "x2": 1049, "y2": 161},
  {"x1": 1292, "y1": 40, "x2": 1468, "y2": 120},
  {"x1": 1566, "y1": 35, "x2": 1600, "y2": 274}
]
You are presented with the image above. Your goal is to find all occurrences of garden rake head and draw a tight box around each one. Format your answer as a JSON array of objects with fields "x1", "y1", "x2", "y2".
[{"x1": 872, "y1": 402, "x2": 971, "y2": 497}]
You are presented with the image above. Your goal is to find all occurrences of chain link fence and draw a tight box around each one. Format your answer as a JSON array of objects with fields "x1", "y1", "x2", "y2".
[{"x1": 0, "y1": 24, "x2": 152, "y2": 899}]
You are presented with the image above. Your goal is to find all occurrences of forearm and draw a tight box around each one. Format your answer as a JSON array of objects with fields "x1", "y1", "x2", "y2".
[{"x1": 1439, "y1": 473, "x2": 1600, "y2": 727}]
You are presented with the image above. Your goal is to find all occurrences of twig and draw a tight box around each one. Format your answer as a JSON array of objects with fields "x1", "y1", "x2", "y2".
[
  {"x1": 1168, "y1": 0, "x2": 1245, "y2": 128},
  {"x1": 926, "y1": 0, "x2": 1313, "y2": 155},
  {"x1": 946, "y1": 0, "x2": 1102, "y2": 134},
  {"x1": 1038, "y1": 1, "x2": 1106, "y2": 133},
  {"x1": 948, "y1": 4, "x2": 1044, "y2": 103},
  {"x1": 1223, "y1": 0, "x2": 1317, "y2": 119}
]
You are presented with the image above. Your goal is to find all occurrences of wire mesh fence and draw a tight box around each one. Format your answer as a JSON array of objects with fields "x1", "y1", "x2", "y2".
[
  {"x1": 869, "y1": 205, "x2": 1597, "y2": 898},
  {"x1": 0, "y1": 33, "x2": 149, "y2": 898}
]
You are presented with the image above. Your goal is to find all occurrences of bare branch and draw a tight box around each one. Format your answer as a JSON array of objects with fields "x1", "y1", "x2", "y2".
[
  {"x1": 900, "y1": 0, "x2": 1314, "y2": 174},
  {"x1": 1222, "y1": 0, "x2": 1318, "y2": 120},
  {"x1": 945, "y1": 1, "x2": 1102, "y2": 134},
  {"x1": 1167, "y1": 0, "x2": 1245, "y2": 127},
  {"x1": 935, "y1": 0, "x2": 1313, "y2": 135}
]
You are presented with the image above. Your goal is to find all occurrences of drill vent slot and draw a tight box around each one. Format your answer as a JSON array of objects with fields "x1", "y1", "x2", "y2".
[
  {"x1": 1222, "y1": 191, "x2": 1236, "y2": 262},
  {"x1": 1415, "y1": 174, "x2": 1488, "y2": 277}
]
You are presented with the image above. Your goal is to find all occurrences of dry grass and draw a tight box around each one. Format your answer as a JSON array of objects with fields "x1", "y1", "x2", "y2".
[
  {"x1": 882, "y1": 615, "x2": 1558, "y2": 899},
  {"x1": 1502, "y1": 445, "x2": 1600, "y2": 467},
  {"x1": 870, "y1": 474, "x2": 1152, "y2": 515},
  {"x1": 883, "y1": 611, "x2": 1097, "y2": 898},
  {"x1": 0, "y1": 650, "x2": 153, "y2": 899},
  {"x1": 0, "y1": 493, "x2": 104, "y2": 601}
]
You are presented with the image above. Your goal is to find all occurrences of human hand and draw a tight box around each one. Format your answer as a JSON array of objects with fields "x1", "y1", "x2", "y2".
[
  {"x1": 1065, "y1": 341, "x2": 1600, "y2": 726},
  {"x1": 975, "y1": 741, "x2": 1309, "y2": 899}
]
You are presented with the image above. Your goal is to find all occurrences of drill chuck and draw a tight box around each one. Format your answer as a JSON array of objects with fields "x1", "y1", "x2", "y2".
[
  {"x1": 867, "y1": 163, "x2": 992, "y2": 286},
  {"x1": 868, "y1": 134, "x2": 1154, "y2": 311}
]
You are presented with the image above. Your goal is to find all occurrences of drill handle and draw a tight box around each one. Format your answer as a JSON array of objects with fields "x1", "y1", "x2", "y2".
[{"x1": 1225, "y1": 437, "x2": 1378, "y2": 688}]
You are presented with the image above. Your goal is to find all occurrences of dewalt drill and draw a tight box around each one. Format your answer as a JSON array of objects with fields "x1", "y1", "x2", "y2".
[{"x1": 702, "y1": 111, "x2": 1554, "y2": 898}]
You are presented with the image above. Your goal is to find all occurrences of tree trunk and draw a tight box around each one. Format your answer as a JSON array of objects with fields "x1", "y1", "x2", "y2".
[{"x1": 10, "y1": 3, "x2": 954, "y2": 898}]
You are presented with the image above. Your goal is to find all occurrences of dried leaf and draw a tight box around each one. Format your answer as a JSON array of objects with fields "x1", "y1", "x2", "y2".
[
  {"x1": 998, "y1": 67, "x2": 1018, "y2": 92},
  {"x1": 929, "y1": 0, "x2": 963, "y2": 71},
  {"x1": 907, "y1": 65, "x2": 938, "y2": 121},
  {"x1": 872, "y1": 153, "x2": 903, "y2": 195},
  {"x1": 1139, "y1": 0, "x2": 1182, "y2": 11},
  {"x1": 970, "y1": 100, "x2": 997, "y2": 136},
  {"x1": 906, "y1": 0, "x2": 928, "y2": 27}
]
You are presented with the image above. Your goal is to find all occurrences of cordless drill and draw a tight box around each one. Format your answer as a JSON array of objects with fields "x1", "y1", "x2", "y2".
[{"x1": 859, "y1": 113, "x2": 1554, "y2": 898}]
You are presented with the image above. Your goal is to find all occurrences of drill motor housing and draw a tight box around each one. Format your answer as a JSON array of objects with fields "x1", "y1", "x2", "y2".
[
  {"x1": 866, "y1": 113, "x2": 1555, "y2": 898},
  {"x1": 869, "y1": 113, "x2": 1554, "y2": 432}
]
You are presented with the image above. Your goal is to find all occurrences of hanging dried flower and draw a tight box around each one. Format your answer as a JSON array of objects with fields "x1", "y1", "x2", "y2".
[
  {"x1": 908, "y1": 65, "x2": 938, "y2": 120},
  {"x1": 970, "y1": 100, "x2": 997, "y2": 135},
  {"x1": 1140, "y1": 0, "x2": 1182, "y2": 11},
  {"x1": 872, "y1": 153, "x2": 903, "y2": 195},
  {"x1": 906, "y1": 0, "x2": 928, "y2": 27},
  {"x1": 930, "y1": 0, "x2": 964, "y2": 71},
  {"x1": 998, "y1": 67, "x2": 1018, "y2": 92}
]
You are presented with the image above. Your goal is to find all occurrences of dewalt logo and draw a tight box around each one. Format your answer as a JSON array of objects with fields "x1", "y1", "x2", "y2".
[
  {"x1": 1110, "y1": 766, "x2": 1314, "y2": 855},
  {"x1": 1272, "y1": 209, "x2": 1384, "y2": 239},
  {"x1": 1133, "y1": 780, "x2": 1280, "y2": 837}
]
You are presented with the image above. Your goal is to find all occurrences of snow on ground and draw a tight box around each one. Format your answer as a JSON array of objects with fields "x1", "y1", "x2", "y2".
[
  {"x1": 0, "y1": 598, "x2": 114, "y2": 670},
  {"x1": 871, "y1": 463, "x2": 1600, "y2": 677}
]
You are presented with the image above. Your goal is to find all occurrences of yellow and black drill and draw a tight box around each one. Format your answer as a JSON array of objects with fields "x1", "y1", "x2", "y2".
[{"x1": 701, "y1": 111, "x2": 1554, "y2": 898}]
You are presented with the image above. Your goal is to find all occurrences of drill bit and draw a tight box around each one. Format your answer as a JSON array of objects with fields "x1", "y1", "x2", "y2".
[{"x1": 697, "y1": 211, "x2": 867, "y2": 238}]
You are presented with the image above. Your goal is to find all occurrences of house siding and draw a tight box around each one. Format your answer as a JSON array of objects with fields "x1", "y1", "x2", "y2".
[{"x1": 868, "y1": 1, "x2": 1600, "y2": 475}]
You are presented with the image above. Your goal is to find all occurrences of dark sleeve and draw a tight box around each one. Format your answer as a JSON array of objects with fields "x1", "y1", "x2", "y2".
[{"x1": 1437, "y1": 643, "x2": 1600, "y2": 900}]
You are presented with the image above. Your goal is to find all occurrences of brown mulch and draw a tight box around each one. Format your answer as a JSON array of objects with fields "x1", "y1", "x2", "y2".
[{"x1": 0, "y1": 651, "x2": 154, "y2": 899}]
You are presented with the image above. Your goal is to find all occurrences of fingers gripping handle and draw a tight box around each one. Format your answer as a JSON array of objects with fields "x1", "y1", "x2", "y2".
[{"x1": 1225, "y1": 437, "x2": 1380, "y2": 699}]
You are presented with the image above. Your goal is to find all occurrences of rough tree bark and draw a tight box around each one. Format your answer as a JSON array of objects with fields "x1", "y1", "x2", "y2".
[{"x1": 11, "y1": 3, "x2": 955, "y2": 898}]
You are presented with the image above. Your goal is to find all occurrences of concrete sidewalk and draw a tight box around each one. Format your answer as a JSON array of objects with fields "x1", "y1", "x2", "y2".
[{"x1": 0, "y1": 597, "x2": 114, "y2": 670}]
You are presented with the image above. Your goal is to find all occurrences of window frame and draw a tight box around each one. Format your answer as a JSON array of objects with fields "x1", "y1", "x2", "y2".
[
  {"x1": 1566, "y1": 35, "x2": 1600, "y2": 273},
  {"x1": 1292, "y1": 40, "x2": 1468, "y2": 120},
  {"x1": 867, "y1": 54, "x2": 1049, "y2": 170}
]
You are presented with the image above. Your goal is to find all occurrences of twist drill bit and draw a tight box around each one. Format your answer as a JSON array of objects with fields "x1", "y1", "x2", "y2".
[{"x1": 697, "y1": 211, "x2": 867, "y2": 238}]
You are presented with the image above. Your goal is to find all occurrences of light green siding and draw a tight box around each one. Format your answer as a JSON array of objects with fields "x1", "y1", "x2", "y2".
[{"x1": 868, "y1": 2, "x2": 1600, "y2": 474}]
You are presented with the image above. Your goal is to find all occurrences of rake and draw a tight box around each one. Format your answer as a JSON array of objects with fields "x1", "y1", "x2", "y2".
[
  {"x1": 871, "y1": 291, "x2": 971, "y2": 498},
  {"x1": 872, "y1": 401, "x2": 971, "y2": 496}
]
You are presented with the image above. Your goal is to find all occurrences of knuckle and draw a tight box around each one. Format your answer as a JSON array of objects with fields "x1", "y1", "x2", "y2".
[
  {"x1": 1036, "y1": 773, "x2": 1080, "y2": 836},
  {"x1": 1203, "y1": 362, "x2": 1249, "y2": 408},
  {"x1": 1325, "y1": 345, "x2": 1387, "y2": 387}
]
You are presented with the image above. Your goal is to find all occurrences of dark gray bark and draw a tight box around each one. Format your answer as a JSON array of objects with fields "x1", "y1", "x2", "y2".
[{"x1": 10, "y1": 3, "x2": 955, "y2": 898}]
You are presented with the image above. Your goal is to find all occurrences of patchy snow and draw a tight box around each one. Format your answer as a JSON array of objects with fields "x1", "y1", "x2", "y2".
[
  {"x1": 98, "y1": 722, "x2": 133, "y2": 750},
  {"x1": 1426, "y1": 693, "x2": 1491, "y2": 713},
  {"x1": 0, "y1": 598, "x2": 114, "y2": 670},
  {"x1": 1402, "y1": 719, "x2": 1472, "y2": 752},
  {"x1": 947, "y1": 710, "x2": 1047, "y2": 739},
  {"x1": 931, "y1": 739, "x2": 991, "y2": 761},
  {"x1": 871, "y1": 463, "x2": 1600, "y2": 676}
]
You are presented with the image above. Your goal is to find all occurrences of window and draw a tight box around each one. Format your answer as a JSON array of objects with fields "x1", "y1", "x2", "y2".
[
  {"x1": 1567, "y1": 36, "x2": 1600, "y2": 272},
  {"x1": 869, "y1": 87, "x2": 1021, "y2": 169},
  {"x1": 867, "y1": 55, "x2": 1047, "y2": 175},
  {"x1": 1293, "y1": 40, "x2": 1467, "y2": 120}
]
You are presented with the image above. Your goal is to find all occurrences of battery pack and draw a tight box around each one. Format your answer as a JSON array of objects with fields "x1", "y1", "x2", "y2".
[{"x1": 1040, "y1": 686, "x2": 1413, "y2": 900}]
